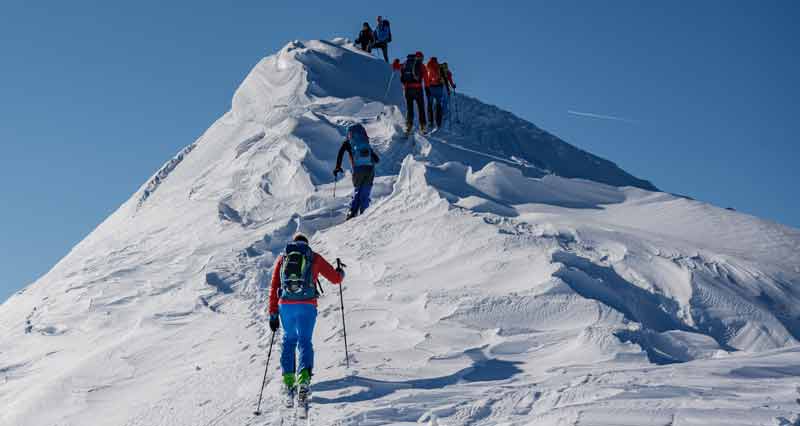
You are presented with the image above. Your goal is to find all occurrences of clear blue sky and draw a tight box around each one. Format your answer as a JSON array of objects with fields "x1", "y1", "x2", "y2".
[{"x1": 1, "y1": 1, "x2": 798, "y2": 302}]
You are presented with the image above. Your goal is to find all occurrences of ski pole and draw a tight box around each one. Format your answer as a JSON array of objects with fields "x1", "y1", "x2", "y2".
[
  {"x1": 253, "y1": 330, "x2": 276, "y2": 416},
  {"x1": 331, "y1": 172, "x2": 338, "y2": 219},
  {"x1": 336, "y1": 258, "x2": 350, "y2": 368},
  {"x1": 453, "y1": 88, "x2": 460, "y2": 124},
  {"x1": 447, "y1": 91, "x2": 454, "y2": 130},
  {"x1": 383, "y1": 71, "x2": 395, "y2": 102}
]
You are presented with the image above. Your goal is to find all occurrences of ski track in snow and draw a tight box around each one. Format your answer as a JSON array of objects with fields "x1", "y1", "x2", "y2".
[{"x1": 2, "y1": 38, "x2": 800, "y2": 426}]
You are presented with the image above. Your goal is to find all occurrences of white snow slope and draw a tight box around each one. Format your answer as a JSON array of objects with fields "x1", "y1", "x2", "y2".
[{"x1": 2, "y1": 39, "x2": 800, "y2": 426}]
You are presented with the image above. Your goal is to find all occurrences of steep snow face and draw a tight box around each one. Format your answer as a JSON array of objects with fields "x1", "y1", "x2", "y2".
[
  {"x1": 2, "y1": 39, "x2": 800, "y2": 426},
  {"x1": 446, "y1": 95, "x2": 658, "y2": 190}
]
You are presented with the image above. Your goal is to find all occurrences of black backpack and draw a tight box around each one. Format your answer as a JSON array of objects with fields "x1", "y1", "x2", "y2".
[
  {"x1": 382, "y1": 20, "x2": 392, "y2": 43},
  {"x1": 400, "y1": 55, "x2": 421, "y2": 84}
]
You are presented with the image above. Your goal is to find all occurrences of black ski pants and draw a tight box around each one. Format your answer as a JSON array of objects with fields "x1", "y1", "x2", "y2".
[
  {"x1": 404, "y1": 87, "x2": 426, "y2": 129},
  {"x1": 425, "y1": 86, "x2": 433, "y2": 125},
  {"x1": 373, "y1": 41, "x2": 389, "y2": 62}
]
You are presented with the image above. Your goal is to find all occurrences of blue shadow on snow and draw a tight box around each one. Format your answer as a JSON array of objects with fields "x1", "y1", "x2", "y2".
[{"x1": 312, "y1": 357, "x2": 522, "y2": 404}]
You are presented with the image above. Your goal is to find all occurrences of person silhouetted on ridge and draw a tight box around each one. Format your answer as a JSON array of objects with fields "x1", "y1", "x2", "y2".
[
  {"x1": 424, "y1": 56, "x2": 448, "y2": 129},
  {"x1": 440, "y1": 62, "x2": 457, "y2": 124},
  {"x1": 355, "y1": 22, "x2": 375, "y2": 52},
  {"x1": 440, "y1": 61, "x2": 456, "y2": 95},
  {"x1": 372, "y1": 16, "x2": 392, "y2": 62},
  {"x1": 393, "y1": 51, "x2": 428, "y2": 135}
]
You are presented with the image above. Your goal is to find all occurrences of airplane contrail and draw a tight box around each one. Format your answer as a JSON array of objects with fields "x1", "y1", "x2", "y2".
[{"x1": 567, "y1": 110, "x2": 637, "y2": 123}]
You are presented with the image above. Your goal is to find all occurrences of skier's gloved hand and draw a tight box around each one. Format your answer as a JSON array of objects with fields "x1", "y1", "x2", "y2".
[
  {"x1": 269, "y1": 314, "x2": 280, "y2": 332},
  {"x1": 333, "y1": 167, "x2": 343, "y2": 177},
  {"x1": 336, "y1": 267, "x2": 346, "y2": 280}
]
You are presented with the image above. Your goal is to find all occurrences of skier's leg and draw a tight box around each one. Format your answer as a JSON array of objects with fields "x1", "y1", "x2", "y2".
[
  {"x1": 405, "y1": 90, "x2": 414, "y2": 132},
  {"x1": 405, "y1": 89, "x2": 413, "y2": 124},
  {"x1": 441, "y1": 90, "x2": 449, "y2": 123},
  {"x1": 279, "y1": 306, "x2": 299, "y2": 375},
  {"x1": 359, "y1": 184, "x2": 373, "y2": 213},
  {"x1": 415, "y1": 89, "x2": 427, "y2": 129},
  {"x1": 349, "y1": 185, "x2": 363, "y2": 218},
  {"x1": 296, "y1": 304, "x2": 318, "y2": 375},
  {"x1": 425, "y1": 87, "x2": 433, "y2": 125},
  {"x1": 429, "y1": 87, "x2": 437, "y2": 128},
  {"x1": 436, "y1": 93, "x2": 444, "y2": 127},
  {"x1": 381, "y1": 45, "x2": 388, "y2": 62},
  {"x1": 429, "y1": 86, "x2": 443, "y2": 127}
]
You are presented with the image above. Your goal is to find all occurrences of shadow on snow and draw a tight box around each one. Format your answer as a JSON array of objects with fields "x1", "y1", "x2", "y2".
[{"x1": 312, "y1": 357, "x2": 523, "y2": 404}]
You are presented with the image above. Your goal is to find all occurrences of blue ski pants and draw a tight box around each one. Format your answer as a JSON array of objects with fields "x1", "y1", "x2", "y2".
[
  {"x1": 279, "y1": 303, "x2": 318, "y2": 375},
  {"x1": 349, "y1": 184, "x2": 373, "y2": 217},
  {"x1": 428, "y1": 85, "x2": 447, "y2": 127}
]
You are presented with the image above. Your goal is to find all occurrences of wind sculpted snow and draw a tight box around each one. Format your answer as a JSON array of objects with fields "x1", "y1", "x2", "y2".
[{"x1": 1, "y1": 38, "x2": 799, "y2": 426}]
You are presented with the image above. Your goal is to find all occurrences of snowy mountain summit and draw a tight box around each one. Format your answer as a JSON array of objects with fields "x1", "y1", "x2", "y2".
[{"x1": 2, "y1": 39, "x2": 800, "y2": 426}]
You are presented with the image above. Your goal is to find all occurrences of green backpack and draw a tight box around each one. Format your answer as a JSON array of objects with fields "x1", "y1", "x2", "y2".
[
  {"x1": 279, "y1": 241, "x2": 317, "y2": 300},
  {"x1": 439, "y1": 64, "x2": 451, "y2": 87}
]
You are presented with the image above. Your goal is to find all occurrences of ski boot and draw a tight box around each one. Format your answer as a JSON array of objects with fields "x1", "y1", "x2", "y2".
[
  {"x1": 296, "y1": 369, "x2": 312, "y2": 418},
  {"x1": 420, "y1": 123, "x2": 428, "y2": 134},
  {"x1": 281, "y1": 373, "x2": 296, "y2": 409},
  {"x1": 404, "y1": 122, "x2": 413, "y2": 137}
]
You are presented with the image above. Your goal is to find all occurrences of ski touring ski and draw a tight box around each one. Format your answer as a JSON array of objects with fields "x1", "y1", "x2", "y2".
[
  {"x1": 269, "y1": 385, "x2": 310, "y2": 426},
  {"x1": 296, "y1": 383, "x2": 310, "y2": 420}
]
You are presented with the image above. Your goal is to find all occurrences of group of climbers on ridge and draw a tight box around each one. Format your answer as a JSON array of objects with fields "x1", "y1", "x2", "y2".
[
  {"x1": 354, "y1": 15, "x2": 392, "y2": 62},
  {"x1": 262, "y1": 18, "x2": 460, "y2": 416},
  {"x1": 355, "y1": 17, "x2": 458, "y2": 134},
  {"x1": 393, "y1": 51, "x2": 457, "y2": 134},
  {"x1": 343, "y1": 19, "x2": 458, "y2": 219}
]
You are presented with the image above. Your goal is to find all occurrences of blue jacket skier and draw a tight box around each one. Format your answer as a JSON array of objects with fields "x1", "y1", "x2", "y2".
[
  {"x1": 334, "y1": 124, "x2": 380, "y2": 220},
  {"x1": 268, "y1": 233, "x2": 344, "y2": 409},
  {"x1": 372, "y1": 16, "x2": 392, "y2": 62}
]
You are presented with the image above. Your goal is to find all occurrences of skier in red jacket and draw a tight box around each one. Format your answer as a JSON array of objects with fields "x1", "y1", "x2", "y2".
[
  {"x1": 424, "y1": 57, "x2": 447, "y2": 129},
  {"x1": 268, "y1": 233, "x2": 344, "y2": 410}
]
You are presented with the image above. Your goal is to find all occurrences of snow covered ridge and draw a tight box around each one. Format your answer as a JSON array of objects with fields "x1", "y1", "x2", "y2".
[
  {"x1": 1, "y1": 38, "x2": 800, "y2": 425},
  {"x1": 137, "y1": 142, "x2": 197, "y2": 208}
]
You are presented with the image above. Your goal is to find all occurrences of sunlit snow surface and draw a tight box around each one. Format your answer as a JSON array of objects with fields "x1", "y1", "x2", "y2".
[{"x1": 2, "y1": 39, "x2": 800, "y2": 426}]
